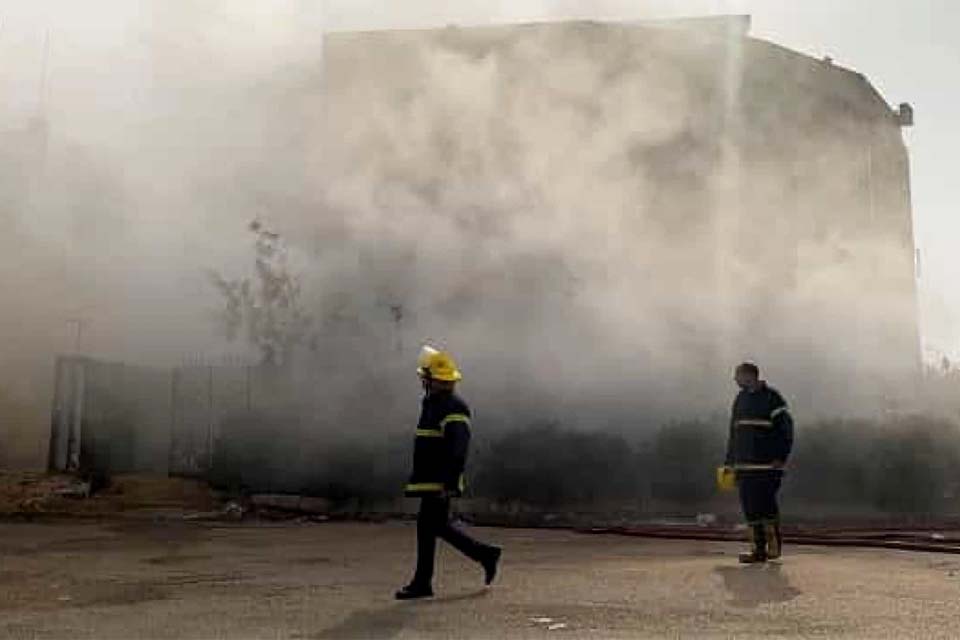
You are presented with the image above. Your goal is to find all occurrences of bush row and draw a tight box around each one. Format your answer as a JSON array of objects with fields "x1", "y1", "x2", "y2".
[{"x1": 208, "y1": 411, "x2": 960, "y2": 516}]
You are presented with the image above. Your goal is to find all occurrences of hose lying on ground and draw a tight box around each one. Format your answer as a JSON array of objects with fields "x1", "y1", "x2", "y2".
[{"x1": 579, "y1": 525, "x2": 960, "y2": 554}]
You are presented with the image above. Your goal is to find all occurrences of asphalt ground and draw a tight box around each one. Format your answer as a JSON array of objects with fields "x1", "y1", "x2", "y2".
[{"x1": 1, "y1": 520, "x2": 959, "y2": 639}]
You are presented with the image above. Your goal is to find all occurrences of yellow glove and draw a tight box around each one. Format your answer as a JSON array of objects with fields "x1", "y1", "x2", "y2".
[{"x1": 716, "y1": 466, "x2": 736, "y2": 492}]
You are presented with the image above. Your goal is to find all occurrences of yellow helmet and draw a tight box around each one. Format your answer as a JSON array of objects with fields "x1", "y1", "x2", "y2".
[{"x1": 417, "y1": 345, "x2": 463, "y2": 382}]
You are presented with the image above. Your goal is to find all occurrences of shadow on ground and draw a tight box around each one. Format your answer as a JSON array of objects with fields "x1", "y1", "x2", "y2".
[
  {"x1": 313, "y1": 591, "x2": 488, "y2": 639},
  {"x1": 314, "y1": 606, "x2": 415, "y2": 640},
  {"x1": 715, "y1": 563, "x2": 801, "y2": 608},
  {"x1": 420, "y1": 588, "x2": 490, "y2": 605}
]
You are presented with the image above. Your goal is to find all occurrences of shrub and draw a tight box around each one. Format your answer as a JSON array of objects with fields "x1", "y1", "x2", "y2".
[
  {"x1": 471, "y1": 422, "x2": 640, "y2": 506},
  {"x1": 647, "y1": 420, "x2": 725, "y2": 504},
  {"x1": 210, "y1": 410, "x2": 407, "y2": 505},
  {"x1": 785, "y1": 415, "x2": 960, "y2": 514},
  {"x1": 208, "y1": 409, "x2": 960, "y2": 519}
]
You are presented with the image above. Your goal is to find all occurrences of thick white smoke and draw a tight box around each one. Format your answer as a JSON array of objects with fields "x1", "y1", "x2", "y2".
[{"x1": 0, "y1": 5, "x2": 924, "y2": 467}]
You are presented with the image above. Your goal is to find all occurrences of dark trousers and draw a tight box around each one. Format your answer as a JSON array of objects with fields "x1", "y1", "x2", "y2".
[
  {"x1": 412, "y1": 496, "x2": 495, "y2": 587},
  {"x1": 737, "y1": 471, "x2": 782, "y2": 525}
]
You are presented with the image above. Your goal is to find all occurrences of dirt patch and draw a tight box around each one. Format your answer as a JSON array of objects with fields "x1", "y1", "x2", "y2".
[
  {"x1": 99, "y1": 475, "x2": 217, "y2": 512},
  {"x1": 0, "y1": 472, "x2": 217, "y2": 517}
]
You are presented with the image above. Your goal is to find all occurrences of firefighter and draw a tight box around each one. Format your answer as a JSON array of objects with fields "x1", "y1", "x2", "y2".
[
  {"x1": 722, "y1": 362, "x2": 794, "y2": 563},
  {"x1": 395, "y1": 345, "x2": 502, "y2": 600}
]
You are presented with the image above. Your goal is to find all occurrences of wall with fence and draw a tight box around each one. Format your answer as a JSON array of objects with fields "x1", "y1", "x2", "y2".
[
  {"x1": 49, "y1": 356, "x2": 274, "y2": 480},
  {"x1": 48, "y1": 355, "x2": 960, "y2": 522}
]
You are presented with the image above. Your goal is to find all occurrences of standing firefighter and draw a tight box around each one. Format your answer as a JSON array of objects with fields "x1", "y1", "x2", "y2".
[
  {"x1": 395, "y1": 345, "x2": 502, "y2": 600},
  {"x1": 723, "y1": 362, "x2": 794, "y2": 563}
]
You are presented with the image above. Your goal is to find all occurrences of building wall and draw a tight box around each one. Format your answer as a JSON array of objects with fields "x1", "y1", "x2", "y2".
[
  {"x1": 321, "y1": 20, "x2": 919, "y2": 417},
  {"x1": 736, "y1": 38, "x2": 918, "y2": 409}
]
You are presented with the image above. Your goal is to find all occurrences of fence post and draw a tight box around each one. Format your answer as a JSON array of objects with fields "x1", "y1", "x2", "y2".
[
  {"x1": 207, "y1": 365, "x2": 215, "y2": 475},
  {"x1": 168, "y1": 368, "x2": 179, "y2": 477},
  {"x1": 47, "y1": 356, "x2": 65, "y2": 471},
  {"x1": 66, "y1": 358, "x2": 85, "y2": 471},
  {"x1": 245, "y1": 364, "x2": 252, "y2": 412}
]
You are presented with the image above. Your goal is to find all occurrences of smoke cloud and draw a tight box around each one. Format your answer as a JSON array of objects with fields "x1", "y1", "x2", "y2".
[
  {"x1": 314, "y1": 19, "x2": 920, "y2": 429},
  {"x1": 0, "y1": 4, "x2": 929, "y2": 472}
]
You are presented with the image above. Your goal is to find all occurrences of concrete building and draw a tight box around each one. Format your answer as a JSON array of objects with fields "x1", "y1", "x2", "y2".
[{"x1": 320, "y1": 16, "x2": 918, "y2": 416}]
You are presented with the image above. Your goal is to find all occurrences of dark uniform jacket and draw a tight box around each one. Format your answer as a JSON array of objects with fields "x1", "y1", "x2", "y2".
[
  {"x1": 724, "y1": 382, "x2": 794, "y2": 471},
  {"x1": 404, "y1": 391, "x2": 472, "y2": 497}
]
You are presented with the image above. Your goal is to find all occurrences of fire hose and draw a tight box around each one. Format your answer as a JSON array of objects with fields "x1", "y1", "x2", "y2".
[{"x1": 578, "y1": 524, "x2": 960, "y2": 554}]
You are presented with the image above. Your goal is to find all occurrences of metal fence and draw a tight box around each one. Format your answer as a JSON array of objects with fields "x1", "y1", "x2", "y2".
[{"x1": 49, "y1": 356, "x2": 264, "y2": 479}]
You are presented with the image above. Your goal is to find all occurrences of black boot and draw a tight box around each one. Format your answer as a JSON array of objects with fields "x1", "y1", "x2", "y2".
[
  {"x1": 482, "y1": 546, "x2": 502, "y2": 586},
  {"x1": 766, "y1": 520, "x2": 783, "y2": 560},
  {"x1": 395, "y1": 584, "x2": 434, "y2": 600},
  {"x1": 739, "y1": 524, "x2": 768, "y2": 564}
]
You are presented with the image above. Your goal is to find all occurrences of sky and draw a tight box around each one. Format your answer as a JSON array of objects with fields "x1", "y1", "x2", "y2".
[{"x1": 2, "y1": 0, "x2": 958, "y2": 358}]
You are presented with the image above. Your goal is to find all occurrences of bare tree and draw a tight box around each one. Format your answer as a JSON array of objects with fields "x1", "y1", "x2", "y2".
[{"x1": 209, "y1": 220, "x2": 316, "y2": 366}]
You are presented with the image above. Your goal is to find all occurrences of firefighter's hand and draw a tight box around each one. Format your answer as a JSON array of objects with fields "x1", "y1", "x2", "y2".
[{"x1": 717, "y1": 465, "x2": 736, "y2": 491}]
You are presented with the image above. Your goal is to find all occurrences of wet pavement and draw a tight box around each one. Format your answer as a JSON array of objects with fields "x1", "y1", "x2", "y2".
[{"x1": 1, "y1": 520, "x2": 959, "y2": 638}]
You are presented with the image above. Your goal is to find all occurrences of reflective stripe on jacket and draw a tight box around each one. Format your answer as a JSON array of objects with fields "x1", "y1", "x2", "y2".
[
  {"x1": 724, "y1": 382, "x2": 794, "y2": 468},
  {"x1": 405, "y1": 392, "x2": 472, "y2": 497}
]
